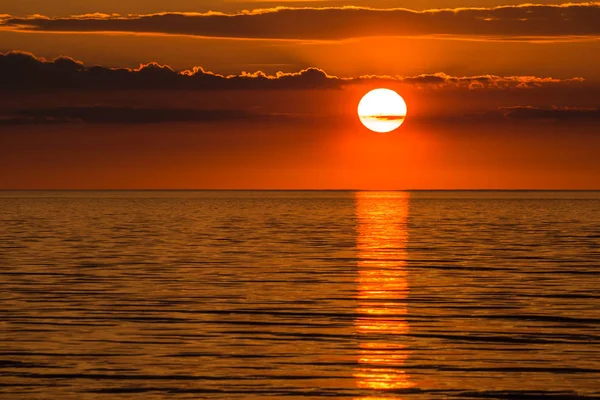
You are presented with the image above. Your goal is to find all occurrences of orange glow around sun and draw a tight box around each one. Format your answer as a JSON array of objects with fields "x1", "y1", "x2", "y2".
[{"x1": 358, "y1": 88, "x2": 407, "y2": 133}]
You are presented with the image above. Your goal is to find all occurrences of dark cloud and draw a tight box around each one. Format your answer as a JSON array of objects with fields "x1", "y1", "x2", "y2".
[
  {"x1": 0, "y1": 51, "x2": 584, "y2": 92},
  {"x1": 458, "y1": 105, "x2": 600, "y2": 124},
  {"x1": 0, "y1": 52, "x2": 341, "y2": 91},
  {"x1": 362, "y1": 115, "x2": 406, "y2": 121},
  {"x1": 4, "y1": 105, "x2": 599, "y2": 126},
  {"x1": 500, "y1": 106, "x2": 600, "y2": 121},
  {"x1": 0, "y1": 106, "x2": 298, "y2": 125},
  {"x1": 1, "y1": 3, "x2": 599, "y2": 40}
]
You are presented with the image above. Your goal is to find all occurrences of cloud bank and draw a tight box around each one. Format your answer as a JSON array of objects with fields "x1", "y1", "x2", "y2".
[
  {"x1": 0, "y1": 106, "x2": 270, "y2": 126},
  {"x1": 1, "y1": 3, "x2": 599, "y2": 40},
  {"x1": 0, "y1": 51, "x2": 584, "y2": 92},
  {"x1": 3, "y1": 105, "x2": 599, "y2": 126},
  {"x1": 500, "y1": 106, "x2": 600, "y2": 121}
]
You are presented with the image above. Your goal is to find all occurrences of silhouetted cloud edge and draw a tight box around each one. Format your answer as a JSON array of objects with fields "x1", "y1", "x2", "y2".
[{"x1": 0, "y1": 51, "x2": 585, "y2": 92}]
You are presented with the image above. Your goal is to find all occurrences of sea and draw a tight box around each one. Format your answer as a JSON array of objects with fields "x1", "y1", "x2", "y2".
[{"x1": 1, "y1": 191, "x2": 599, "y2": 399}]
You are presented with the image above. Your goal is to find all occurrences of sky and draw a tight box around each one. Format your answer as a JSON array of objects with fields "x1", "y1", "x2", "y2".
[{"x1": 0, "y1": 0, "x2": 599, "y2": 189}]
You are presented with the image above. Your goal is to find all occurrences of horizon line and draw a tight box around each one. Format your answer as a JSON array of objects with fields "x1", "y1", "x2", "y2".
[{"x1": 2, "y1": 189, "x2": 600, "y2": 192}]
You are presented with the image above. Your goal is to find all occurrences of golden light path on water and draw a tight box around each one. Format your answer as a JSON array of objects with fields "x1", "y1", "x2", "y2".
[{"x1": 354, "y1": 192, "x2": 413, "y2": 399}]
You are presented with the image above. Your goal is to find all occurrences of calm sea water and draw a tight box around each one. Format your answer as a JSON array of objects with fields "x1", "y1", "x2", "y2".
[{"x1": 1, "y1": 191, "x2": 599, "y2": 399}]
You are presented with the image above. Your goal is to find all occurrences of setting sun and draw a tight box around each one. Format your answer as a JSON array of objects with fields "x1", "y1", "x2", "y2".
[
  {"x1": 358, "y1": 88, "x2": 407, "y2": 133},
  {"x1": 1, "y1": 1, "x2": 600, "y2": 400}
]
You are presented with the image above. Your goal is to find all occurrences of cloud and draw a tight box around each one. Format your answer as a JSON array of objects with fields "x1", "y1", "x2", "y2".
[
  {"x1": 1, "y1": 3, "x2": 599, "y2": 40},
  {"x1": 0, "y1": 51, "x2": 584, "y2": 92},
  {"x1": 361, "y1": 115, "x2": 406, "y2": 121},
  {"x1": 2, "y1": 104, "x2": 598, "y2": 127},
  {"x1": 458, "y1": 105, "x2": 600, "y2": 124},
  {"x1": 500, "y1": 106, "x2": 600, "y2": 121},
  {"x1": 0, "y1": 106, "x2": 291, "y2": 125}
]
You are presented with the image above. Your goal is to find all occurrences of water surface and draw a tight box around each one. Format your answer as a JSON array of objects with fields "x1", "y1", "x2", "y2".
[{"x1": 1, "y1": 191, "x2": 599, "y2": 399}]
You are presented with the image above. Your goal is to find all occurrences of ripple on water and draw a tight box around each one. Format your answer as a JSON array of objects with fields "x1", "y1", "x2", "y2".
[{"x1": 1, "y1": 191, "x2": 599, "y2": 399}]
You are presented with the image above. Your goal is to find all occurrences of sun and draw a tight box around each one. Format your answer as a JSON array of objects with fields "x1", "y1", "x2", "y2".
[{"x1": 358, "y1": 88, "x2": 407, "y2": 133}]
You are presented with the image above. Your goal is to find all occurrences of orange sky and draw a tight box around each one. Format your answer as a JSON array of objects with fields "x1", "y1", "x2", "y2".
[{"x1": 0, "y1": 1, "x2": 599, "y2": 189}]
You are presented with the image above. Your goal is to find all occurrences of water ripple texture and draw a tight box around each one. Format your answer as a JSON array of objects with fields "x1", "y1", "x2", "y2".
[{"x1": 1, "y1": 191, "x2": 599, "y2": 399}]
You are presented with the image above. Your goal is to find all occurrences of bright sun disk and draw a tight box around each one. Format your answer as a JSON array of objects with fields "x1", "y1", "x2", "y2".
[{"x1": 358, "y1": 88, "x2": 407, "y2": 133}]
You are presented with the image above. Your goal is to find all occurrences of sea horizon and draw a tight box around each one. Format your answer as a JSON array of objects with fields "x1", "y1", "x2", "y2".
[{"x1": 2, "y1": 189, "x2": 600, "y2": 192}]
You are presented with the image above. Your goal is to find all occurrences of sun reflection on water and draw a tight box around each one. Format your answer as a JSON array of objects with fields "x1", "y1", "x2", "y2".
[{"x1": 354, "y1": 191, "x2": 413, "y2": 398}]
